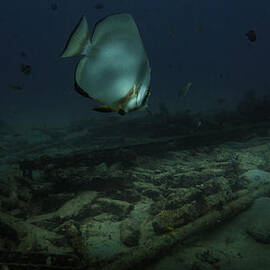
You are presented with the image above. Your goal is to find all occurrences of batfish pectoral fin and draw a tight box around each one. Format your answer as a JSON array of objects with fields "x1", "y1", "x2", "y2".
[
  {"x1": 118, "y1": 109, "x2": 126, "y2": 115},
  {"x1": 93, "y1": 105, "x2": 115, "y2": 113},
  {"x1": 74, "y1": 80, "x2": 91, "y2": 99}
]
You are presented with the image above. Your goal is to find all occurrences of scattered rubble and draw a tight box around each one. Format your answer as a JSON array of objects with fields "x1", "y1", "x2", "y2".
[{"x1": 0, "y1": 111, "x2": 270, "y2": 269}]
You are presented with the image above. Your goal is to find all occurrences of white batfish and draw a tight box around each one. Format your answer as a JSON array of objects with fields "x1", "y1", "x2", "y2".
[{"x1": 62, "y1": 13, "x2": 151, "y2": 115}]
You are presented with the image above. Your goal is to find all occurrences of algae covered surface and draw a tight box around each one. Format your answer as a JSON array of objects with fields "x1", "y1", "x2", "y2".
[{"x1": 0, "y1": 110, "x2": 270, "y2": 269}]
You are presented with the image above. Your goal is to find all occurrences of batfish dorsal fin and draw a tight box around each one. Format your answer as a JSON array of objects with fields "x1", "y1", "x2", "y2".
[
  {"x1": 91, "y1": 13, "x2": 141, "y2": 45},
  {"x1": 61, "y1": 16, "x2": 91, "y2": 58}
]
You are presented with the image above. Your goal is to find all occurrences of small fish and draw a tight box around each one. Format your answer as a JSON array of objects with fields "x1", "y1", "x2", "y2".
[
  {"x1": 178, "y1": 82, "x2": 192, "y2": 98},
  {"x1": 217, "y1": 98, "x2": 227, "y2": 104},
  {"x1": 0, "y1": 145, "x2": 7, "y2": 151},
  {"x1": 159, "y1": 210, "x2": 169, "y2": 217},
  {"x1": 196, "y1": 26, "x2": 204, "y2": 32},
  {"x1": 11, "y1": 109, "x2": 20, "y2": 115},
  {"x1": 94, "y1": 3, "x2": 104, "y2": 9},
  {"x1": 51, "y1": 3, "x2": 58, "y2": 10},
  {"x1": 9, "y1": 84, "x2": 22, "y2": 90},
  {"x1": 246, "y1": 30, "x2": 256, "y2": 42},
  {"x1": 80, "y1": 224, "x2": 87, "y2": 232},
  {"x1": 168, "y1": 29, "x2": 176, "y2": 36},
  {"x1": 19, "y1": 51, "x2": 27, "y2": 58},
  {"x1": 167, "y1": 226, "x2": 174, "y2": 231},
  {"x1": 21, "y1": 64, "x2": 31, "y2": 75}
]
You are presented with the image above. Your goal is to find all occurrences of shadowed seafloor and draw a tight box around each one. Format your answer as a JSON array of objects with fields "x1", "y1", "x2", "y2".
[{"x1": 0, "y1": 96, "x2": 270, "y2": 270}]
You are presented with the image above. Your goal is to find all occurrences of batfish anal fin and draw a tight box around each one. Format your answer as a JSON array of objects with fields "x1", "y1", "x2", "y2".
[
  {"x1": 118, "y1": 109, "x2": 126, "y2": 115},
  {"x1": 93, "y1": 105, "x2": 115, "y2": 113}
]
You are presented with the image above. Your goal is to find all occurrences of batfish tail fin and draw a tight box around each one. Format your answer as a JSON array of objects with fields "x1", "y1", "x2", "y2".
[{"x1": 61, "y1": 16, "x2": 91, "y2": 58}]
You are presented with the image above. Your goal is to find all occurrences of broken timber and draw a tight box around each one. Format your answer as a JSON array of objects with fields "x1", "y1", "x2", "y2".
[
  {"x1": 100, "y1": 183, "x2": 270, "y2": 270},
  {"x1": 18, "y1": 120, "x2": 270, "y2": 178}
]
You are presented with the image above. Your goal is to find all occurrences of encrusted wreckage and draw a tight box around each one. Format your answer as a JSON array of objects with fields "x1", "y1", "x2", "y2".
[{"x1": 1, "y1": 119, "x2": 270, "y2": 269}]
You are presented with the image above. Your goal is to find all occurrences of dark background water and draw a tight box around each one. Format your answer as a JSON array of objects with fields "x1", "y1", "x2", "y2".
[{"x1": 1, "y1": 0, "x2": 269, "y2": 128}]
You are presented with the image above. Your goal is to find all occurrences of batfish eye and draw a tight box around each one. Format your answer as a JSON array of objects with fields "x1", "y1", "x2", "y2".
[
  {"x1": 140, "y1": 86, "x2": 151, "y2": 107},
  {"x1": 147, "y1": 87, "x2": 151, "y2": 96}
]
